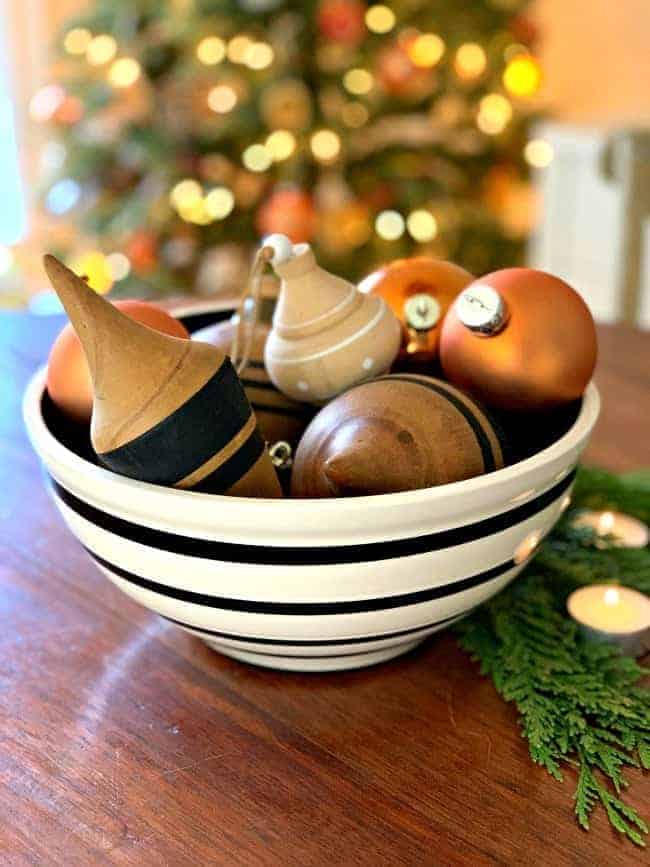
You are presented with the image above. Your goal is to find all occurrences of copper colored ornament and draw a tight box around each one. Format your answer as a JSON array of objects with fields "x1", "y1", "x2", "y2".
[
  {"x1": 291, "y1": 374, "x2": 506, "y2": 498},
  {"x1": 47, "y1": 300, "x2": 190, "y2": 425},
  {"x1": 440, "y1": 268, "x2": 597, "y2": 412},
  {"x1": 256, "y1": 188, "x2": 317, "y2": 244},
  {"x1": 43, "y1": 256, "x2": 281, "y2": 498},
  {"x1": 359, "y1": 257, "x2": 474, "y2": 363},
  {"x1": 193, "y1": 286, "x2": 314, "y2": 448}
]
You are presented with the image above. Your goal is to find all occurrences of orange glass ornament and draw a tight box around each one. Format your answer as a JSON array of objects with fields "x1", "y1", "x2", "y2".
[
  {"x1": 439, "y1": 268, "x2": 597, "y2": 412},
  {"x1": 359, "y1": 257, "x2": 474, "y2": 363}
]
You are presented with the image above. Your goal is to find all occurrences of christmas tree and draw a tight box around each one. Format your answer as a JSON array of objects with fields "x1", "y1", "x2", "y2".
[{"x1": 33, "y1": 0, "x2": 544, "y2": 298}]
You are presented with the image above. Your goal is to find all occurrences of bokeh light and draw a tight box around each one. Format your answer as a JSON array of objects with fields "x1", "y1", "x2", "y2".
[
  {"x1": 86, "y1": 34, "x2": 117, "y2": 66},
  {"x1": 196, "y1": 36, "x2": 226, "y2": 65},
  {"x1": 227, "y1": 35, "x2": 253, "y2": 64},
  {"x1": 343, "y1": 68, "x2": 374, "y2": 95},
  {"x1": 108, "y1": 58, "x2": 141, "y2": 88},
  {"x1": 375, "y1": 210, "x2": 405, "y2": 240},
  {"x1": 265, "y1": 129, "x2": 296, "y2": 161},
  {"x1": 63, "y1": 28, "x2": 92, "y2": 55},
  {"x1": 70, "y1": 251, "x2": 113, "y2": 294},
  {"x1": 524, "y1": 138, "x2": 554, "y2": 168},
  {"x1": 204, "y1": 186, "x2": 235, "y2": 218},
  {"x1": 341, "y1": 102, "x2": 369, "y2": 127},
  {"x1": 29, "y1": 84, "x2": 65, "y2": 122},
  {"x1": 170, "y1": 179, "x2": 203, "y2": 211},
  {"x1": 46, "y1": 178, "x2": 81, "y2": 215},
  {"x1": 207, "y1": 85, "x2": 238, "y2": 113},
  {"x1": 455, "y1": 43, "x2": 487, "y2": 80},
  {"x1": 245, "y1": 42, "x2": 274, "y2": 70},
  {"x1": 407, "y1": 209, "x2": 438, "y2": 242},
  {"x1": 310, "y1": 129, "x2": 341, "y2": 162},
  {"x1": 107, "y1": 252, "x2": 131, "y2": 281},
  {"x1": 365, "y1": 6, "x2": 396, "y2": 34},
  {"x1": 503, "y1": 54, "x2": 542, "y2": 97},
  {"x1": 477, "y1": 93, "x2": 512, "y2": 134},
  {"x1": 408, "y1": 33, "x2": 445, "y2": 68},
  {"x1": 242, "y1": 144, "x2": 272, "y2": 172}
]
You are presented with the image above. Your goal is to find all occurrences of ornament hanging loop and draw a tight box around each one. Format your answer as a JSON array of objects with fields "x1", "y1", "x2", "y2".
[{"x1": 231, "y1": 244, "x2": 273, "y2": 375}]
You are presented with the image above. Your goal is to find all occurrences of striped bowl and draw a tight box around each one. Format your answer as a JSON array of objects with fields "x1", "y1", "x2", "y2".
[{"x1": 23, "y1": 305, "x2": 600, "y2": 672}]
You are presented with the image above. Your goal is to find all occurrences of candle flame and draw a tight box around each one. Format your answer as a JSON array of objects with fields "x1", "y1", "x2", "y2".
[
  {"x1": 603, "y1": 587, "x2": 620, "y2": 606},
  {"x1": 598, "y1": 511, "x2": 615, "y2": 534}
]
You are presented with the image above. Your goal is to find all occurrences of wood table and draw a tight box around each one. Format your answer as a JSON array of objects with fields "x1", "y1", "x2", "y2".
[{"x1": 1, "y1": 315, "x2": 648, "y2": 866}]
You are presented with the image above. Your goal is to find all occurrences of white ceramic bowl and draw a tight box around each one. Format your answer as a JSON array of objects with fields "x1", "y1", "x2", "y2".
[{"x1": 23, "y1": 306, "x2": 600, "y2": 672}]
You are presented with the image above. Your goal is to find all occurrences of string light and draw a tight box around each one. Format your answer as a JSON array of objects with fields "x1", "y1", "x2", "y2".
[
  {"x1": 196, "y1": 36, "x2": 226, "y2": 65},
  {"x1": 204, "y1": 186, "x2": 235, "y2": 218},
  {"x1": 227, "y1": 35, "x2": 253, "y2": 64},
  {"x1": 310, "y1": 129, "x2": 341, "y2": 163},
  {"x1": 70, "y1": 251, "x2": 113, "y2": 294},
  {"x1": 242, "y1": 144, "x2": 272, "y2": 172},
  {"x1": 63, "y1": 27, "x2": 92, "y2": 55},
  {"x1": 265, "y1": 129, "x2": 296, "y2": 161},
  {"x1": 245, "y1": 42, "x2": 274, "y2": 70},
  {"x1": 407, "y1": 210, "x2": 438, "y2": 242},
  {"x1": 477, "y1": 93, "x2": 512, "y2": 134},
  {"x1": 454, "y1": 43, "x2": 487, "y2": 80},
  {"x1": 525, "y1": 138, "x2": 554, "y2": 168},
  {"x1": 170, "y1": 179, "x2": 203, "y2": 211},
  {"x1": 108, "y1": 58, "x2": 141, "y2": 88},
  {"x1": 365, "y1": 5, "x2": 396, "y2": 34},
  {"x1": 343, "y1": 68, "x2": 374, "y2": 95},
  {"x1": 86, "y1": 34, "x2": 117, "y2": 66},
  {"x1": 503, "y1": 54, "x2": 542, "y2": 97},
  {"x1": 342, "y1": 102, "x2": 369, "y2": 127},
  {"x1": 375, "y1": 210, "x2": 405, "y2": 240},
  {"x1": 29, "y1": 84, "x2": 65, "y2": 122},
  {"x1": 207, "y1": 85, "x2": 238, "y2": 113},
  {"x1": 107, "y1": 252, "x2": 131, "y2": 281},
  {"x1": 408, "y1": 33, "x2": 445, "y2": 68}
]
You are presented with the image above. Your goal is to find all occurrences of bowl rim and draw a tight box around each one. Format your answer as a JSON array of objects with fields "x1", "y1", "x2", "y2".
[{"x1": 23, "y1": 353, "x2": 600, "y2": 514}]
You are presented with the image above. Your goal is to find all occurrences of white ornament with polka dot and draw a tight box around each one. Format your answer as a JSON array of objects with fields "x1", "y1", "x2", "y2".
[{"x1": 264, "y1": 241, "x2": 401, "y2": 404}]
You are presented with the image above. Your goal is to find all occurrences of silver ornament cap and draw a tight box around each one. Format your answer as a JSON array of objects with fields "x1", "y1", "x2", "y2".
[{"x1": 456, "y1": 283, "x2": 509, "y2": 336}]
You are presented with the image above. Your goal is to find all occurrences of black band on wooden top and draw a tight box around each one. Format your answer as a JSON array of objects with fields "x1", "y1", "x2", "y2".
[{"x1": 98, "y1": 358, "x2": 254, "y2": 487}]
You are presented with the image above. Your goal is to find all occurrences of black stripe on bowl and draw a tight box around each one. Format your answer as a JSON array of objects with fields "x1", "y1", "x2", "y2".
[
  {"x1": 161, "y1": 610, "x2": 469, "y2": 646},
  {"x1": 87, "y1": 548, "x2": 514, "y2": 614},
  {"x1": 49, "y1": 468, "x2": 575, "y2": 566}
]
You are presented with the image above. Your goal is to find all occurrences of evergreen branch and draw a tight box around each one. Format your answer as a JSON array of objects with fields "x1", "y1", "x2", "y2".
[{"x1": 456, "y1": 466, "x2": 650, "y2": 846}]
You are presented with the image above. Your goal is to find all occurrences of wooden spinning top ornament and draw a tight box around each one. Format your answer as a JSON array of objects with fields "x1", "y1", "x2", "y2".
[
  {"x1": 291, "y1": 374, "x2": 506, "y2": 498},
  {"x1": 359, "y1": 256, "x2": 474, "y2": 363},
  {"x1": 193, "y1": 277, "x2": 314, "y2": 449},
  {"x1": 43, "y1": 256, "x2": 281, "y2": 498},
  {"x1": 263, "y1": 234, "x2": 401, "y2": 404},
  {"x1": 440, "y1": 268, "x2": 597, "y2": 412}
]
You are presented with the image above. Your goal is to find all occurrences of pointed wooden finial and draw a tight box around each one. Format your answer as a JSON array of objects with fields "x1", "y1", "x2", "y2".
[{"x1": 43, "y1": 255, "x2": 281, "y2": 498}]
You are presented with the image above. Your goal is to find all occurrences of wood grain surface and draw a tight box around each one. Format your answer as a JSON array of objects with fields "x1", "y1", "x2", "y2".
[{"x1": 1, "y1": 313, "x2": 648, "y2": 866}]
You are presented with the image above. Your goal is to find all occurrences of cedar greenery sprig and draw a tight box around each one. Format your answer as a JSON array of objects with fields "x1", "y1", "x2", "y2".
[{"x1": 456, "y1": 466, "x2": 650, "y2": 846}]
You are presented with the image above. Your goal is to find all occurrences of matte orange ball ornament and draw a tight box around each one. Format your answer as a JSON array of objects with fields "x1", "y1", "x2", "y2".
[
  {"x1": 359, "y1": 257, "x2": 474, "y2": 363},
  {"x1": 47, "y1": 299, "x2": 190, "y2": 424},
  {"x1": 439, "y1": 268, "x2": 597, "y2": 412}
]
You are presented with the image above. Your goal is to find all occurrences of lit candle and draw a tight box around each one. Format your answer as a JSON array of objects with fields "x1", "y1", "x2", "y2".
[
  {"x1": 567, "y1": 585, "x2": 650, "y2": 656},
  {"x1": 571, "y1": 510, "x2": 649, "y2": 549}
]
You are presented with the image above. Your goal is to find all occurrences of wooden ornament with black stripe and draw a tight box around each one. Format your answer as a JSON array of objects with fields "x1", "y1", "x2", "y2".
[
  {"x1": 43, "y1": 256, "x2": 281, "y2": 499},
  {"x1": 193, "y1": 295, "x2": 314, "y2": 449},
  {"x1": 291, "y1": 374, "x2": 506, "y2": 498}
]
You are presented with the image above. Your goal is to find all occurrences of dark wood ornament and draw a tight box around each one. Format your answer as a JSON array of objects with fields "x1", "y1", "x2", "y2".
[
  {"x1": 193, "y1": 298, "x2": 314, "y2": 449},
  {"x1": 291, "y1": 374, "x2": 506, "y2": 498},
  {"x1": 43, "y1": 255, "x2": 281, "y2": 498}
]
